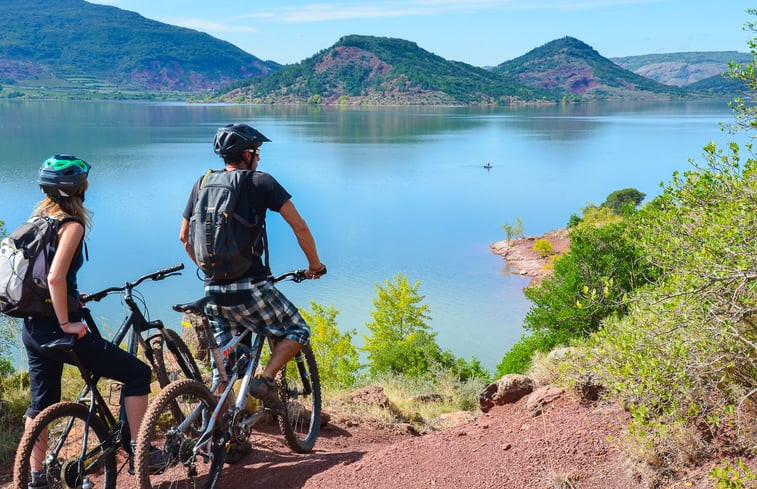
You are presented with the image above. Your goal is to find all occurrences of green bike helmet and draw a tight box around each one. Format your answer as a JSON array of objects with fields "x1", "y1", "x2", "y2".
[
  {"x1": 38, "y1": 154, "x2": 91, "y2": 197},
  {"x1": 213, "y1": 123, "x2": 271, "y2": 156}
]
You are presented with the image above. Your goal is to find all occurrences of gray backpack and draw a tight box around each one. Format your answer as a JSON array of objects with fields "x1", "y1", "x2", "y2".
[
  {"x1": 0, "y1": 217, "x2": 68, "y2": 318},
  {"x1": 188, "y1": 170, "x2": 263, "y2": 281}
]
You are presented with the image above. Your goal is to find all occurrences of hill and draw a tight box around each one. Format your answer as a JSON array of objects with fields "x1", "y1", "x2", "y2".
[
  {"x1": 215, "y1": 35, "x2": 556, "y2": 105},
  {"x1": 611, "y1": 51, "x2": 752, "y2": 86},
  {"x1": 0, "y1": 0, "x2": 278, "y2": 93},
  {"x1": 493, "y1": 36, "x2": 686, "y2": 100}
]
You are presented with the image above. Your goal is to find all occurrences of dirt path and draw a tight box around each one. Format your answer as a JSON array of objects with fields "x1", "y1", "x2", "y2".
[{"x1": 80, "y1": 393, "x2": 635, "y2": 489}]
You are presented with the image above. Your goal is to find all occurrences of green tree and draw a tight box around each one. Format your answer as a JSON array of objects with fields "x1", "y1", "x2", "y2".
[
  {"x1": 362, "y1": 273, "x2": 441, "y2": 377},
  {"x1": 523, "y1": 216, "x2": 657, "y2": 339},
  {"x1": 601, "y1": 188, "x2": 646, "y2": 214},
  {"x1": 502, "y1": 217, "x2": 524, "y2": 245},
  {"x1": 300, "y1": 301, "x2": 360, "y2": 390}
]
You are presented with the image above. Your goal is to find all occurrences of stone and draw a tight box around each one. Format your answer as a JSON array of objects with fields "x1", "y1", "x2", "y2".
[{"x1": 479, "y1": 374, "x2": 534, "y2": 413}]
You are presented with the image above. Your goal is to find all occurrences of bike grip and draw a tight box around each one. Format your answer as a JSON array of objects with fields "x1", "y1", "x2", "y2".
[
  {"x1": 81, "y1": 292, "x2": 104, "y2": 303},
  {"x1": 159, "y1": 263, "x2": 185, "y2": 275}
]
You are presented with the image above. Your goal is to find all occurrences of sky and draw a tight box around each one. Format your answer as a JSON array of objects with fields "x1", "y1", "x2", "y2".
[{"x1": 88, "y1": 0, "x2": 754, "y2": 67}]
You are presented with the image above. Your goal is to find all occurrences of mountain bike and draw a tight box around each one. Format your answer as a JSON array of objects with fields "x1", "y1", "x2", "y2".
[
  {"x1": 12, "y1": 264, "x2": 203, "y2": 489},
  {"x1": 133, "y1": 269, "x2": 324, "y2": 489}
]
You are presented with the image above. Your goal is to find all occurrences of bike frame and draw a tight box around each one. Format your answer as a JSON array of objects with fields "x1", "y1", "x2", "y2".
[{"x1": 41, "y1": 265, "x2": 188, "y2": 481}]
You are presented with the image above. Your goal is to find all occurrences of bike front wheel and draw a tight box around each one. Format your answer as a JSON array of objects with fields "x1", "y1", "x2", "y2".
[
  {"x1": 13, "y1": 401, "x2": 117, "y2": 489},
  {"x1": 277, "y1": 344, "x2": 322, "y2": 453},
  {"x1": 134, "y1": 379, "x2": 222, "y2": 489}
]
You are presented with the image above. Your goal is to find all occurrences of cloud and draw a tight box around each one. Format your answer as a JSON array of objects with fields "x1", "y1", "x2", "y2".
[
  {"x1": 239, "y1": 0, "x2": 661, "y2": 23},
  {"x1": 163, "y1": 19, "x2": 257, "y2": 33}
]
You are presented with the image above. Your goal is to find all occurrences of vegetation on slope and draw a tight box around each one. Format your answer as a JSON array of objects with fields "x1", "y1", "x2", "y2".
[
  {"x1": 494, "y1": 36, "x2": 687, "y2": 99},
  {"x1": 497, "y1": 19, "x2": 757, "y2": 483},
  {"x1": 214, "y1": 35, "x2": 557, "y2": 105},
  {"x1": 611, "y1": 51, "x2": 752, "y2": 86},
  {"x1": 0, "y1": 0, "x2": 278, "y2": 92}
]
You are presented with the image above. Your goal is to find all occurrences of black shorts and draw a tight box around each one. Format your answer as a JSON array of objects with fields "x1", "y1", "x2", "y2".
[{"x1": 22, "y1": 317, "x2": 151, "y2": 418}]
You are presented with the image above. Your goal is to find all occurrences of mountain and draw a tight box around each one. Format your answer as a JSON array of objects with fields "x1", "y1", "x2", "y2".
[
  {"x1": 0, "y1": 0, "x2": 279, "y2": 92},
  {"x1": 493, "y1": 37, "x2": 685, "y2": 100},
  {"x1": 686, "y1": 72, "x2": 747, "y2": 96},
  {"x1": 215, "y1": 35, "x2": 556, "y2": 105},
  {"x1": 611, "y1": 51, "x2": 751, "y2": 86}
]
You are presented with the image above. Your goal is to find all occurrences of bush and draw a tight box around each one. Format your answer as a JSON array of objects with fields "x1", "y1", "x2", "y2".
[
  {"x1": 585, "y1": 141, "x2": 757, "y2": 467},
  {"x1": 495, "y1": 330, "x2": 569, "y2": 376},
  {"x1": 533, "y1": 238, "x2": 554, "y2": 257},
  {"x1": 300, "y1": 301, "x2": 360, "y2": 391},
  {"x1": 523, "y1": 218, "x2": 656, "y2": 339}
]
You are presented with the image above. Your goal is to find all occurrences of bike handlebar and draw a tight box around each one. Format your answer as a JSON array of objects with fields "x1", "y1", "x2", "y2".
[
  {"x1": 273, "y1": 266, "x2": 327, "y2": 283},
  {"x1": 82, "y1": 263, "x2": 185, "y2": 303},
  {"x1": 172, "y1": 267, "x2": 326, "y2": 314}
]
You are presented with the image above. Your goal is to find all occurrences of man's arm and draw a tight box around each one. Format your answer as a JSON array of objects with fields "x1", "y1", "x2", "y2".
[
  {"x1": 278, "y1": 200, "x2": 324, "y2": 277},
  {"x1": 179, "y1": 218, "x2": 198, "y2": 265}
]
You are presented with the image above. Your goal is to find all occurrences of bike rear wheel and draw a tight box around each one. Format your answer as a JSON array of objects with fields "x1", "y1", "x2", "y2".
[
  {"x1": 151, "y1": 328, "x2": 203, "y2": 386},
  {"x1": 277, "y1": 344, "x2": 321, "y2": 453},
  {"x1": 13, "y1": 401, "x2": 117, "y2": 489},
  {"x1": 134, "y1": 379, "x2": 222, "y2": 489}
]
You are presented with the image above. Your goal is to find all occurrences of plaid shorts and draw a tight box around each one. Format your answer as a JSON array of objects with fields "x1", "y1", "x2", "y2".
[{"x1": 204, "y1": 278, "x2": 310, "y2": 348}]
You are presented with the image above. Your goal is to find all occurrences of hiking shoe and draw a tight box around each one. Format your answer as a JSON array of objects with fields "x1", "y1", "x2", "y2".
[
  {"x1": 129, "y1": 442, "x2": 170, "y2": 475},
  {"x1": 248, "y1": 374, "x2": 285, "y2": 412},
  {"x1": 28, "y1": 471, "x2": 48, "y2": 489}
]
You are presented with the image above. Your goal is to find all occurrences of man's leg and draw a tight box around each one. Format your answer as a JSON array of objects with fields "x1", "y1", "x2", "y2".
[{"x1": 262, "y1": 338, "x2": 302, "y2": 378}]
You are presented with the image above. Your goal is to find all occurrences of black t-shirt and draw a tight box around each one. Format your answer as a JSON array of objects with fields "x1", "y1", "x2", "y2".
[{"x1": 183, "y1": 170, "x2": 291, "y2": 284}]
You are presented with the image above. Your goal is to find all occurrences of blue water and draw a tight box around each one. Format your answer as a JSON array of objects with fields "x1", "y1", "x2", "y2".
[{"x1": 0, "y1": 100, "x2": 743, "y2": 372}]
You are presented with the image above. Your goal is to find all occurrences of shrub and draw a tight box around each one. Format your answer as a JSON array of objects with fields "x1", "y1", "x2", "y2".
[
  {"x1": 495, "y1": 330, "x2": 569, "y2": 376},
  {"x1": 533, "y1": 238, "x2": 554, "y2": 257},
  {"x1": 300, "y1": 301, "x2": 360, "y2": 390}
]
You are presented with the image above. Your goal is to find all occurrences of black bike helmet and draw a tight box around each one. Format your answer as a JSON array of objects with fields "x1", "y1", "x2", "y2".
[
  {"x1": 38, "y1": 154, "x2": 91, "y2": 197},
  {"x1": 213, "y1": 123, "x2": 271, "y2": 156}
]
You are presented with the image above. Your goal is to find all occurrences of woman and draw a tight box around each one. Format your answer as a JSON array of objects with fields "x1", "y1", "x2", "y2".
[{"x1": 22, "y1": 154, "x2": 151, "y2": 488}]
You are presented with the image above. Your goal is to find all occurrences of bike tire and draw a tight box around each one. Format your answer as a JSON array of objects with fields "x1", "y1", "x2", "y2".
[
  {"x1": 134, "y1": 379, "x2": 221, "y2": 489},
  {"x1": 277, "y1": 344, "x2": 322, "y2": 453},
  {"x1": 13, "y1": 401, "x2": 117, "y2": 489},
  {"x1": 152, "y1": 328, "x2": 203, "y2": 387}
]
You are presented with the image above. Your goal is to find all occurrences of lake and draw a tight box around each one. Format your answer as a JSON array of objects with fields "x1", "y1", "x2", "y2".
[{"x1": 0, "y1": 99, "x2": 743, "y2": 372}]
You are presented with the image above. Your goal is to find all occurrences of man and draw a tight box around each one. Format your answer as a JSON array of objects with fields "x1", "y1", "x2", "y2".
[{"x1": 179, "y1": 123, "x2": 326, "y2": 411}]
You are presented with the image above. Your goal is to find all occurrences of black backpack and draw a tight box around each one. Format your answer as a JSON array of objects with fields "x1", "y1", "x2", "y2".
[
  {"x1": 188, "y1": 170, "x2": 267, "y2": 281},
  {"x1": 0, "y1": 216, "x2": 75, "y2": 318}
]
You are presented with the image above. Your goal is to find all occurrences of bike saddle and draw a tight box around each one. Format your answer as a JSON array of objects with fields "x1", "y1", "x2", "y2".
[
  {"x1": 41, "y1": 334, "x2": 77, "y2": 352},
  {"x1": 173, "y1": 296, "x2": 213, "y2": 314}
]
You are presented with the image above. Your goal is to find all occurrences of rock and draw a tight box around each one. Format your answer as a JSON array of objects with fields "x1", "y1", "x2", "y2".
[
  {"x1": 546, "y1": 347, "x2": 576, "y2": 362},
  {"x1": 575, "y1": 372, "x2": 605, "y2": 402},
  {"x1": 347, "y1": 385, "x2": 393, "y2": 409},
  {"x1": 393, "y1": 423, "x2": 421, "y2": 436},
  {"x1": 525, "y1": 386, "x2": 565, "y2": 417},
  {"x1": 435, "y1": 411, "x2": 477, "y2": 429},
  {"x1": 479, "y1": 374, "x2": 534, "y2": 413}
]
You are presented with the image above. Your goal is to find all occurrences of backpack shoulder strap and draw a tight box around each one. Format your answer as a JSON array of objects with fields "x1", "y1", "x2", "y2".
[{"x1": 199, "y1": 169, "x2": 214, "y2": 189}]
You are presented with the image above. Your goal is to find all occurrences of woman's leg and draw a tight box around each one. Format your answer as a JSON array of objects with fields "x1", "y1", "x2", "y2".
[{"x1": 123, "y1": 395, "x2": 148, "y2": 439}]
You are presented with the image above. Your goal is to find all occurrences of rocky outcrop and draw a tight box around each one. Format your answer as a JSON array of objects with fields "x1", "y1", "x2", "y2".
[
  {"x1": 491, "y1": 228, "x2": 569, "y2": 287},
  {"x1": 479, "y1": 375, "x2": 569, "y2": 417},
  {"x1": 478, "y1": 374, "x2": 535, "y2": 412}
]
